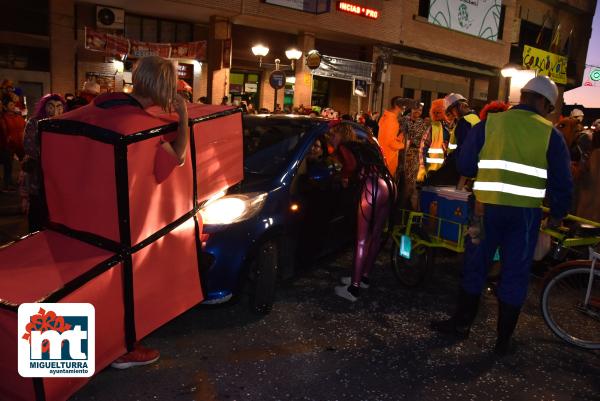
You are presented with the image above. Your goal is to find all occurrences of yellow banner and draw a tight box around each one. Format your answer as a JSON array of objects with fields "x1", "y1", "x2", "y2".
[{"x1": 522, "y1": 45, "x2": 567, "y2": 84}]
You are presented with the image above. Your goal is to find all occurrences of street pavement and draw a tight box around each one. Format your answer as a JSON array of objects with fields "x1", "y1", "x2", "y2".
[
  {"x1": 71, "y1": 248, "x2": 600, "y2": 401},
  {"x1": 1, "y1": 188, "x2": 597, "y2": 401}
]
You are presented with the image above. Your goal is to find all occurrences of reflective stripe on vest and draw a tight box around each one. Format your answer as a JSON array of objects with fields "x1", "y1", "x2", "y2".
[
  {"x1": 478, "y1": 160, "x2": 548, "y2": 179},
  {"x1": 474, "y1": 109, "x2": 552, "y2": 208},
  {"x1": 447, "y1": 113, "x2": 479, "y2": 154},
  {"x1": 472, "y1": 181, "x2": 546, "y2": 199},
  {"x1": 426, "y1": 122, "x2": 445, "y2": 171}
]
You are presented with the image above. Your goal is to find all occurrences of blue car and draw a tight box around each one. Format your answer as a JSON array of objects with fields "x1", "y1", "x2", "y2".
[{"x1": 199, "y1": 115, "x2": 379, "y2": 313}]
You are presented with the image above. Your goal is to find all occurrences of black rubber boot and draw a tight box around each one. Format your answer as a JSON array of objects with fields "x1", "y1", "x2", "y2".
[
  {"x1": 494, "y1": 301, "x2": 521, "y2": 356},
  {"x1": 430, "y1": 289, "x2": 480, "y2": 339}
]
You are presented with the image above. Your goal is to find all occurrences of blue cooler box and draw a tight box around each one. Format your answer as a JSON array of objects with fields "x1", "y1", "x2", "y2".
[{"x1": 419, "y1": 186, "x2": 471, "y2": 242}]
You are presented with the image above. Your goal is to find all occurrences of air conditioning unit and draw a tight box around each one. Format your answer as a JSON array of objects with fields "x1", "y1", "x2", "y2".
[{"x1": 96, "y1": 6, "x2": 125, "y2": 30}]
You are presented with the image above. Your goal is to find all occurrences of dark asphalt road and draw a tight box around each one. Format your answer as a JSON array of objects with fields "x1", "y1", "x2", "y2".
[{"x1": 72, "y1": 248, "x2": 600, "y2": 401}]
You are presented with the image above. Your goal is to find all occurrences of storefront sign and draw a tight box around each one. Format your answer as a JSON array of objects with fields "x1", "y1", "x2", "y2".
[
  {"x1": 263, "y1": 0, "x2": 330, "y2": 14},
  {"x1": 222, "y1": 38, "x2": 232, "y2": 69},
  {"x1": 428, "y1": 0, "x2": 503, "y2": 41},
  {"x1": 129, "y1": 40, "x2": 172, "y2": 58},
  {"x1": 337, "y1": 1, "x2": 379, "y2": 19},
  {"x1": 84, "y1": 28, "x2": 207, "y2": 61},
  {"x1": 85, "y1": 72, "x2": 115, "y2": 93},
  {"x1": 171, "y1": 41, "x2": 207, "y2": 60},
  {"x1": 244, "y1": 83, "x2": 258, "y2": 93},
  {"x1": 85, "y1": 27, "x2": 107, "y2": 52},
  {"x1": 583, "y1": 66, "x2": 600, "y2": 87},
  {"x1": 105, "y1": 34, "x2": 129, "y2": 60},
  {"x1": 269, "y1": 70, "x2": 286, "y2": 90},
  {"x1": 311, "y1": 54, "x2": 372, "y2": 83},
  {"x1": 177, "y1": 63, "x2": 194, "y2": 80},
  {"x1": 522, "y1": 45, "x2": 567, "y2": 85}
]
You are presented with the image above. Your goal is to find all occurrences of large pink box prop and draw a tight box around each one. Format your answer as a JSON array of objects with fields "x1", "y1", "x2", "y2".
[{"x1": 0, "y1": 94, "x2": 243, "y2": 401}]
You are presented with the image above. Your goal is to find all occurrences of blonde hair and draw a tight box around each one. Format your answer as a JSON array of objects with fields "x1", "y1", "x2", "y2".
[
  {"x1": 132, "y1": 56, "x2": 177, "y2": 112},
  {"x1": 330, "y1": 123, "x2": 358, "y2": 144}
]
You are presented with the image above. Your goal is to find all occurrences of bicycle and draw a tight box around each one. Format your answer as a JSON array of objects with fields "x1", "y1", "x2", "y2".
[{"x1": 540, "y1": 247, "x2": 600, "y2": 350}]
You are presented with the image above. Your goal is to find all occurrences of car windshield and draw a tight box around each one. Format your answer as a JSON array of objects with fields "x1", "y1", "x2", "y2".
[{"x1": 243, "y1": 117, "x2": 319, "y2": 176}]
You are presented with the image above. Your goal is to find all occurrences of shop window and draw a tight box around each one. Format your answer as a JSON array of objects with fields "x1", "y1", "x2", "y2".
[
  {"x1": 497, "y1": 6, "x2": 506, "y2": 40},
  {"x1": 404, "y1": 88, "x2": 415, "y2": 99},
  {"x1": 125, "y1": 15, "x2": 141, "y2": 41},
  {"x1": 229, "y1": 71, "x2": 261, "y2": 109},
  {"x1": 420, "y1": 90, "x2": 431, "y2": 109},
  {"x1": 0, "y1": 44, "x2": 49, "y2": 71},
  {"x1": 160, "y1": 21, "x2": 176, "y2": 43},
  {"x1": 176, "y1": 23, "x2": 192, "y2": 42},
  {"x1": 142, "y1": 19, "x2": 158, "y2": 43},
  {"x1": 418, "y1": 0, "x2": 429, "y2": 18},
  {"x1": 125, "y1": 14, "x2": 193, "y2": 43},
  {"x1": 0, "y1": 1, "x2": 49, "y2": 36}
]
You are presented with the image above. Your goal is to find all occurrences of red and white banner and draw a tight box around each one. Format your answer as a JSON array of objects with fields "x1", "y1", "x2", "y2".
[
  {"x1": 105, "y1": 34, "x2": 130, "y2": 59},
  {"x1": 129, "y1": 40, "x2": 171, "y2": 58},
  {"x1": 171, "y1": 41, "x2": 207, "y2": 60},
  {"x1": 84, "y1": 28, "x2": 206, "y2": 61}
]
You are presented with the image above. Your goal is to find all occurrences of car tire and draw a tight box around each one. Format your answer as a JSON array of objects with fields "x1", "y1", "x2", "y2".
[{"x1": 248, "y1": 239, "x2": 279, "y2": 314}]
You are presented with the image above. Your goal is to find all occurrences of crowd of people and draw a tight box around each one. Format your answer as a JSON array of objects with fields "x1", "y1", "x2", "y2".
[{"x1": 2, "y1": 59, "x2": 600, "y2": 363}]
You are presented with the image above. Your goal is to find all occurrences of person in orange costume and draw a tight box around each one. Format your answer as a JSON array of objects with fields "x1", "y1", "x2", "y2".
[
  {"x1": 417, "y1": 99, "x2": 449, "y2": 182},
  {"x1": 378, "y1": 96, "x2": 416, "y2": 179}
]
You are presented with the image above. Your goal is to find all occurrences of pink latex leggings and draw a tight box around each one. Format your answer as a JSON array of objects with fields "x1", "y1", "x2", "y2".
[{"x1": 352, "y1": 174, "x2": 391, "y2": 286}]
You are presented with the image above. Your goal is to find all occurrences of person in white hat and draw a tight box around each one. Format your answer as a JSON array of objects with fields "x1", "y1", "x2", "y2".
[
  {"x1": 569, "y1": 108, "x2": 584, "y2": 122},
  {"x1": 431, "y1": 76, "x2": 573, "y2": 356},
  {"x1": 443, "y1": 93, "x2": 480, "y2": 155}
]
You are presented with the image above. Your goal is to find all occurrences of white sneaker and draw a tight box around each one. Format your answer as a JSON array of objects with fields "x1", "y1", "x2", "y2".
[
  {"x1": 335, "y1": 285, "x2": 358, "y2": 302},
  {"x1": 340, "y1": 276, "x2": 369, "y2": 289}
]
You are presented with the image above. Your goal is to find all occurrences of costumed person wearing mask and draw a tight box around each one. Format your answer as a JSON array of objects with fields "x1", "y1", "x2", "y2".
[
  {"x1": 1, "y1": 94, "x2": 26, "y2": 190},
  {"x1": 418, "y1": 99, "x2": 449, "y2": 184},
  {"x1": 21, "y1": 94, "x2": 66, "y2": 231},
  {"x1": 400, "y1": 102, "x2": 428, "y2": 209},
  {"x1": 327, "y1": 122, "x2": 396, "y2": 301},
  {"x1": 430, "y1": 76, "x2": 573, "y2": 356},
  {"x1": 378, "y1": 97, "x2": 416, "y2": 179}
]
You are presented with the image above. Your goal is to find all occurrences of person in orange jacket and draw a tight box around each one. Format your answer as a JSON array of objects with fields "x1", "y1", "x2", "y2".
[{"x1": 378, "y1": 96, "x2": 415, "y2": 178}]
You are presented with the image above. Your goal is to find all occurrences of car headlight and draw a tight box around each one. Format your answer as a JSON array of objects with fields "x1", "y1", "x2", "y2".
[{"x1": 199, "y1": 192, "x2": 268, "y2": 225}]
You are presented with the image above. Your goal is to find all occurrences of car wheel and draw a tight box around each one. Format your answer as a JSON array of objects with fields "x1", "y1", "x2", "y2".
[{"x1": 248, "y1": 239, "x2": 279, "y2": 314}]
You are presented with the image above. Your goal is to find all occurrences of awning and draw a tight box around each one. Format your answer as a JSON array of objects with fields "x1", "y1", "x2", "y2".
[
  {"x1": 384, "y1": 46, "x2": 499, "y2": 78},
  {"x1": 311, "y1": 55, "x2": 373, "y2": 83}
]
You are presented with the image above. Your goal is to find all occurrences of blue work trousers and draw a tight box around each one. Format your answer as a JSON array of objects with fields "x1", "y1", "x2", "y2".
[{"x1": 462, "y1": 204, "x2": 542, "y2": 307}]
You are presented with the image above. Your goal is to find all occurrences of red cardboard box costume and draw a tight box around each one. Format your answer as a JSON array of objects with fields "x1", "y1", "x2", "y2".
[{"x1": 0, "y1": 92, "x2": 243, "y2": 401}]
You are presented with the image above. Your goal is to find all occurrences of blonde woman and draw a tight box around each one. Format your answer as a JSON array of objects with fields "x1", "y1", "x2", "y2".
[{"x1": 108, "y1": 56, "x2": 188, "y2": 368}]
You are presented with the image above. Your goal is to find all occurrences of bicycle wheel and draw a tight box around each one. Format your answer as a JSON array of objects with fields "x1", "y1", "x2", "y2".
[
  {"x1": 541, "y1": 263, "x2": 600, "y2": 349},
  {"x1": 390, "y1": 241, "x2": 433, "y2": 287}
]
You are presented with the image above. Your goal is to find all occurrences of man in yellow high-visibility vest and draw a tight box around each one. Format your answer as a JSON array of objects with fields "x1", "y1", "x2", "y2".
[
  {"x1": 444, "y1": 93, "x2": 480, "y2": 155},
  {"x1": 431, "y1": 76, "x2": 573, "y2": 356}
]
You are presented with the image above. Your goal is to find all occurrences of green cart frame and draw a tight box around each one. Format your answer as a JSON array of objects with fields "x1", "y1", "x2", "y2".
[{"x1": 389, "y1": 206, "x2": 600, "y2": 287}]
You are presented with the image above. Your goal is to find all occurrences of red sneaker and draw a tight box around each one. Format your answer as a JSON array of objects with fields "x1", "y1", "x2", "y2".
[{"x1": 110, "y1": 345, "x2": 160, "y2": 369}]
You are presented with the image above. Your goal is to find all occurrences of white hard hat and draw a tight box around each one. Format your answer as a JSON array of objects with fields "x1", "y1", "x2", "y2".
[
  {"x1": 521, "y1": 76, "x2": 558, "y2": 105},
  {"x1": 570, "y1": 108, "x2": 584, "y2": 118},
  {"x1": 444, "y1": 93, "x2": 467, "y2": 111}
]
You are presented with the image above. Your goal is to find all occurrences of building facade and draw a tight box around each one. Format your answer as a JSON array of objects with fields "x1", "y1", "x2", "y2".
[{"x1": 0, "y1": 0, "x2": 596, "y2": 115}]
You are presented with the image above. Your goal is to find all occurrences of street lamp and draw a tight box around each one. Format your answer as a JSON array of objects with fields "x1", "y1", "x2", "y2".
[
  {"x1": 251, "y1": 44, "x2": 269, "y2": 67},
  {"x1": 284, "y1": 48, "x2": 302, "y2": 69},
  {"x1": 251, "y1": 45, "x2": 303, "y2": 112},
  {"x1": 501, "y1": 62, "x2": 521, "y2": 78}
]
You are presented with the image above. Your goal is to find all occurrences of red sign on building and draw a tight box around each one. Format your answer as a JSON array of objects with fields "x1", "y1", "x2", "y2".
[{"x1": 336, "y1": 1, "x2": 379, "y2": 19}]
